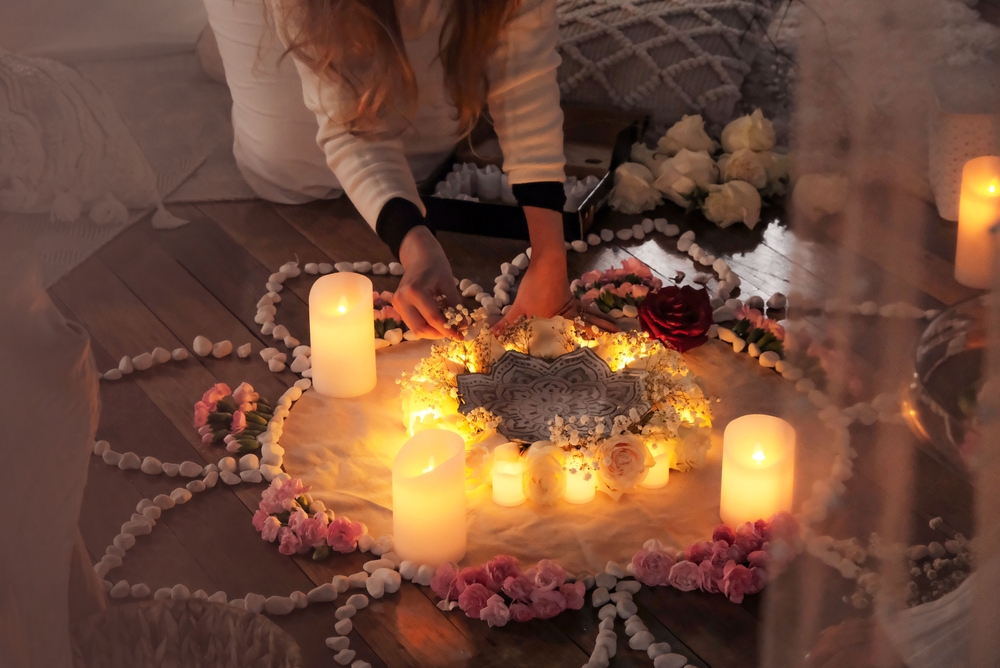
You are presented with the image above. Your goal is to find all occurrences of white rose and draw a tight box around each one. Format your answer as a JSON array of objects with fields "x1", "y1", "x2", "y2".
[
  {"x1": 594, "y1": 434, "x2": 654, "y2": 501},
  {"x1": 609, "y1": 162, "x2": 663, "y2": 214},
  {"x1": 652, "y1": 149, "x2": 719, "y2": 206},
  {"x1": 702, "y1": 180, "x2": 762, "y2": 230},
  {"x1": 527, "y1": 317, "x2": 573, "y2": 359},
  {"x1": 673, "y1": 424, "x2": 711, "y2": 471},
  {"x1": 630, "y1": 142, "x2": 668, "y2": 175},
  {"x1": 657, "y1": 114, "x2": 719, "y2": 156},
  {"x1": 523, "y1": 441, "x2": 566, "y2": 505},
  {"x1": 717, "y1": 149, "x2": 767, "y2": 189},
  {"x1": 721, "y1": 109, "x2": 776, "y2": 153},
  {"x1": 758, "y1": 150, "x2": 790, "y2": 188},
  {"x1": 791, "y1": 172, "x2": 848, "y2": 223}
]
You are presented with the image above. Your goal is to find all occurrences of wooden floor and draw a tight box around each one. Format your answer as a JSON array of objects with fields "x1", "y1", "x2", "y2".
[{"x1": 56, "y1": 182, "x2": 978, "y2": 667}]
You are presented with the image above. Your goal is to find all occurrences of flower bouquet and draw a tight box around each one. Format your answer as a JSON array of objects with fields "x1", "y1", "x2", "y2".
[{"x1": 193, "y1": 382, "x2": 272, "y2": 454}]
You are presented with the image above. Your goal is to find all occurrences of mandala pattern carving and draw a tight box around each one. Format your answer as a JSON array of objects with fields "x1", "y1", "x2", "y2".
[{"x1": 457, "y1": 348, "x2": 650, "y2": 443}]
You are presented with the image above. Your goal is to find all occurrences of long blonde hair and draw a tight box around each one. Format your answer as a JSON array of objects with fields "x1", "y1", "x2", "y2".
[{"x1": 278, "y1": 0, "x2": 523, "y2": 138}]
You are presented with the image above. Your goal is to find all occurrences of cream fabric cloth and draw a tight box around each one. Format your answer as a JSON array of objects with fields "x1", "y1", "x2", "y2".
[{"x1": 282, "y1": 339, "x2": 835, "y2": 574}]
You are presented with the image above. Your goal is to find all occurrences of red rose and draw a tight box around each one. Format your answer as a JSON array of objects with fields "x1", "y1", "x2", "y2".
[{"x1": 637, "y1": 285, "x2": 713, "y2": 352}]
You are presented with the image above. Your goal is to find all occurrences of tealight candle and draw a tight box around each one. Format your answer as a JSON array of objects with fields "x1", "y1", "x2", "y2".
[
  {"x1": 563, "y1": 466, "x2": 596, "y2": 504},
  {"x1": 309, "y1": 272, "x2": 376, "y2": 398},
  {"x1": 719, "y1": 414, "x2": 795, "y2": 526},
  {"x1": 639, "y1": 450, "x2": 672, "y2": 489},
  {"x1": 392, "y1": 429, "x2": 467, "y2": 566},
  {"x1": 955, "y1": 156, "x2": 1000, "y2": 288}
]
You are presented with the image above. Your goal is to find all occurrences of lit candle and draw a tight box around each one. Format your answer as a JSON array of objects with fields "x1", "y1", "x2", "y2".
[
  {"x1": 492, "y1": 443, "x2": 526, "y2": 507},
  {"x1": 639, "y1": 450, "x2": 672, "y2": 489},
  {"x1": 563, "y1": 466, "x2": 596, "y2": 504},
  {"x1": 309, "y1": 272, "x2": 377, "y2": 398},
  {"x1": 955, "y1": 156, "x2": 1000, "y2": 288},
  {"x1": 719, "y1": 415, "x2": 795, "y2": 526},
  {"x1": 392, "y1": 429, "x2": 467, "y2": 565}
]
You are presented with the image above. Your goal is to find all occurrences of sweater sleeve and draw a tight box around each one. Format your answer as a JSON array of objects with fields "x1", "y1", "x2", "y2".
[{"x1": 486, "y1": 0, "x2": 566, "y2": 187}]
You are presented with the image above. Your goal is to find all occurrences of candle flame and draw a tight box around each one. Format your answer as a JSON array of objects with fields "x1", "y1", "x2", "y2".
[
  {"x1": 991, "y1": 183, "x2": 997, "y2": 195},
  {"x1": 423, "y1": 456, "x2": 435, "y2": 474},
  {"x1": 752, "y1": 443, "x2": 766, "y2": 466},
  {"x1": 336, "y1": 295, "x2": 349, "y2": 314}
]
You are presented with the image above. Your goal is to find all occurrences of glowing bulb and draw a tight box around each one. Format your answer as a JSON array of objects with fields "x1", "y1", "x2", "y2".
[
  {"x1": 336, "y1": 295, "x2": 349, "y2": 314},
  {"x1": 990, "y1": 183, "x2": 997, "y2": 194},
  {"x1": 423, "y1": 456, "x2": 436, "y2": 474},
  {"x1": 752, "y1": 443, "x2": 766, "y2": 466}
]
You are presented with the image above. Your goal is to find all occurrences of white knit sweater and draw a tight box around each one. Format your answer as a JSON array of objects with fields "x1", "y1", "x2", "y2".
[{"x1": 276, "y1": 0, "x2": 567, "y2": 229}]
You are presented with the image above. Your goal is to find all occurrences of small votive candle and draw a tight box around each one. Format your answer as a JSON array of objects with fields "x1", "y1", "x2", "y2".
[
  {"x1": 639, "y1": 450, "x2": 671, "y2": 489},
  {"x1": 309, "y1": 272, "x2": 376, "y2": 398},
  {"x1": 955, "y1": 155, "x2": 1000, "y2": 288},
  {"x1": 392, "y1": 430, "x2": 467, "y2": 566},
  {"x1": 492, "y1": 442, "x2": 525, "y2": 507},
  {"x1": 563, "y1": 466, "x2": 596, "y2": 504},
  {"x1": 719, "y1": 414, "x2": 795, "y2": 526}
]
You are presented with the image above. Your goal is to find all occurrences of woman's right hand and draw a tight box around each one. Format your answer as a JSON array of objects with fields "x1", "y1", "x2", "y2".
[{"x1": 394, "y1": 226, "x2": 463, "y2": 340}]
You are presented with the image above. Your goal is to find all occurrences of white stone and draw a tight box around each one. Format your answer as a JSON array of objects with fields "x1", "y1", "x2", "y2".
[
  {"x1": 109, "y1": 580, "x2": 130, "y2": 599},
  {"x1": 142, "y1": 506, "x2": 162, "y2": 522},
  {"x1": 318, "y1": 263, "x2": 334, "y2": 274},
  {"x1": 153, "y1": 587, "x2": 172, "y2": 600},
  {"x1": 332, "y1": 262, "x2": 353, "y2": 273},
  {"x1": 767, "y1": 293, "x2": 787, "y2": 310},
  {"x1": 597, "y1": 604, "x2": 617, "y2": 620},
  {"x1": 204, "y1": 470, "x2": 219, "y2": 488},
  {"x1": 103, "y1": 368, "x2": 123, "y2": 380},
  {"x1": 179, "y1": 461, "x2": 203, "y2": 477},
  {"x1": 365, "y1": 576, "x2": 385, "y2": 598},
  {"x1": 240, "y1": 469, "x2": 263, "y2": 483},
  {"x1": 571, "y1": 239, "x2": 588, "y2": 253},
  {"x1": 748, "y1": 342, "x2": 761, "y2": 358},
  {"x1": 781, "y1": 366, "x2": 804, "y2": 382},
  {"x1": 413, "y1": 565, "x2": 435, "y2": 587},
  {"x1": 335, "y1": 619, "x2": 353, "y2": 636},
  {"x1": 170, "y1": 488, "x2": 193, "y2": 504},
  {"x1": 192, "y1": 336, "x2": 213, "y2": 357},
  {"x1": 118, "y1": 356, "x2": 133, "y2": 374},
  {"x1": 245, "y1": 593, "x2": 266, "y2": 613},
  {"x1": 389, "y1": 262, "x2": 404, "y2": 276},
  {"x1": 363, "y1": 558, "x2": 394, "y2": 574},
  {"x1": 512, "y1": 253, "x2": 530, "y2": 269},
  {"x1": 171, "y1": 584, "x2": 191, "y2": 601},
  {"x1": 352, "y1": 661, "x2": 372, "y2": 668},
  {"x1": 372, "y1": 262, "x2": 388, "y2": 275},
  {"x1": 209, "y1": 340, "x2": 233, "y2": 358},
  {"x1": 336, "y1": 604, "x2": 357, "y2": 620},
  {"x1": 113, "y1": 533, "x2": 136, "y2": 550},
  {"x1": 616, "y1": 598, "x2": 638, "y2": 618},
  {"x1": 461, "y1": 283, "x2": 483, "y2": 297},
  {"x1": 353, "y1": 261, "x2": 373, "y2": 273},
  {"x1": 346, "y1": 593, "x2": 369, "y2": 610},
  {"x1": 676, "y1": 237, "x2": 693, "y2": 252},
  {"x1": 93, "y1": 440, "x2": 111, "y2": 456},
  {"x1": 153, "y1": 494, "x2": 175, "y2": 510},
  {"x1": 647, "y1": 642, "x2": 672, "y2": 659},
  {"x1": 239, "y1": 454, "x2": 260, "y2": 471},
  {"x1": 269, "y1": 358, "x2": 286, "y2": 372},
  {"x1": 759, "y1": 351, "x2": 780, "y2": 368},
  {"x1": 131, "y1": 352, "x2": 153, "y2": 371},
  {"x1": 272, "y1": 324, "x2": 290, "y2": 341},
  {"x1": 326, "y1": 636, "x2": 350, "y2": 651},
  {"x1": 616, "y1": 580, "x2": 641, "y2": 594},
  {"x1": 376, "y1": 568, "x2": 402, "y2": 594},
  {"x1": 654, "y1": 654, "x2": 689, "y2": 668},
  {"x1": 605, "y1": 561, "x2": 625, "y2": 578},
  {"x1": 630, "y1": 631, "x2": 655, "y2": 651},
  {"x1": 595, "y1": 572, "x2": 617, "y2": 590},
  {"x1": 102, "y1": 450, "x2": 122, "y2": 466},
  {"x1": 130, "y1": 583, "x2": 150, "y2": 598},
  {"x1": 162, "y1": 462, "x2": 180, "y2": 477},
  {"x1": 610, "y1": 591, "x2": 632, "y2": 604},
  {"x1": 308, "y1": 583, "x2": 338, "y2": 603},
  {"x1": 334, "y1": 649, "x2": 356, "y2": 665},
  {"x1": 171, "y1": 347, "x2": 190, "y2": 361},
  {"x1": 587, "y1": 233, "x2": 601, "y2": 246},
  {"x1": 265, "y1": 281, "x2": 284, "y2": 292},
  {"x1": 118, "y1": 452, "x2": 141, "y2": 470},
  {"x1": 236, "y1": 343, "x2": 252, "y2": 358},
  {"x1": 632, "y1": 224, "x2": 645, "y2": 240},
  {"x1": 208, "y1": 591, "x2": 228, "y2": 604},
  {"x1": 151, "y1": 347, "x2": 172, "y2": 364},
  {"x1": 348, "y1": 572, "x2": 369, "y2": 589},
  {"x1": 616, "y1": 228, "x2": 633, "y2": 241},
  {"x1": 261, "y1": 322, "x2": 276, "y2": 336},
  {"x1": 641, "y1": 218, "x2": 655, "y2": 233},
  {"x1": 304, "y1": 262, "x2": 320, "y2": 274},
  {"x1": 712, "y1": 306, "x2": 736, "y2": 323},
  {"x1": 106, "y1": 545, "x2": 126, "y2": 559},
  {"x1": 663, "y1": 223, "x2": 680, "y2": 236}
]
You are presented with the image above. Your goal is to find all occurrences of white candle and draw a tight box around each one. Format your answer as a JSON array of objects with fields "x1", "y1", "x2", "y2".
[
  {"x1": 492, "y1": 442, "x2": 525, "y2": 506},
  {"x1": 392, "y1": 429, "x2": 467, "y2": 566},
  {"x1": 955, "y1": 156, "x2": 1000, "y2": 288},
  {"x1": 309, "y1": 272, "x2": 377, "y2": 398},
  {"x1": 719, "y1": 415, "x2": 795, "y2": 526},
  {"x1": 639, "y1": 451, "x2": 671, "y2": 489},
  {"x1": 563, "y1": 466, "x2": 596, "y2": 504}
]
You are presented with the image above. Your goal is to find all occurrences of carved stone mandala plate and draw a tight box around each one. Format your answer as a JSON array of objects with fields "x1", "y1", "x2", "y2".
[{"x1": 457, "y1": 347, "x2": 650, "y2": 443}]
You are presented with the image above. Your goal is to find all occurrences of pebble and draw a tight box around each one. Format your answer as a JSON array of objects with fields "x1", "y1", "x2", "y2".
[
  {"x1": 118, "y1": 356, "x2": 134, "y2": 374},
  {"x1": 186, "y1": 480, "x2": 206, "y2": 493},
  {"x1": 630, "y1": 631, "x2": 655, "y2": 651},
  {"x1": 264, "y1": 596, "x2": 296, "y2": 615},
  {"x1": 102, "y1": 450, "x2": 122, "y2": 466},
  {"x1": 308, "y1": 583, "x2": 338, "y2": 603},
  {"x1": 94, "y1": 440, "x2": 111, "y2": 456},
  {"x1": 294, "y1": 378, "x2": 312, "y2": 391},
  {"x1": 114, "y1": 533, "x2": 136, "y2": 550},
  {"x1": 265, "y1": 281, "x2": 283, "y2": 292},
  {"x1": 632, "y1": 224, "x2": 645, "y2": 240},
  {"x1": 162, "y1": 462, "x2": 180, "y2": 476},
  {"x1": 662, "y1": 223, "x2": 680, "y2": 236},
  {"x1": 234, "y1": 343, "x2": 251, "y2": 358},
  {"x1": 142, "y1": 506, "x2": 161, "y2": 522},
  {"x1": 616, "y1": 599, "x2": 638, "y2": 618},
  {"x1": 336, "y1": 604, "x2": 357, "y2": 620},
  {"x1": 928, "y1": 542, "x2": 946, "y2": 558},
  {"x1": 616, "y1": 580, "x2": 641, "y2": 594},
  {"x1": 595, "y1": 572, "x2": 617, "y2": 590},
  {"x1": 179, "y1": 461, "x2": 203, "y2": 477},
  {"x1": 103, "y1": 369, "x2": 122, "y2": 380},
  {"x1": 269, "y1": 358, "x2": 287, "y2": 372},
  {"x1": 587, "y1": 233, "x2": 601, "y2": 246},
  {"x1": 334, "y1": 649, "x2": 356, "y2": 665},
  {"x1": 106, "y1": 545, "x2": 126, "y2": 559},
  {"x1": 616, "y1": 228, "x2": 634, "y2": 241},
  {"x1": 571, "y1": 239, "x2": 588, "y2": 252},
  {"x1": 414, "y1": 565, "x2": 435, "y2": 586},
  {"x1": 389, "y1": 262, "x2": 404, "y2": 276},
  {"x1": 346, "y1": 593, "x2": 369, "y2": 609},
  {"x1": 641, "y1": 218, "x2": 655, "y2": 233},
  {"x1": 240, "y1": 469, "x2": 263, "y2": 483},
  {"x1": 170, "y1": 488, "x2": 193, "y2": 504},
  {"x1": 153, "y1": 494, "x2": 175, "y2": 510},
  {"x1": 647, "y1": 642, "x2": 672, "y2": 659},
  {"x1": 335, "y1": 262, "x2": 355, "y2": 273},
  {"x1": 261, "y1": 464, "x2": 282, "y2": 481},
  {"x1": 171, "y1": 584, "x2": 191, "y2": 601},
  {"x1": 110, "y1": 580, "x2": 130, "y2": 599},
  {"x1": 140, "y1": 456, "x2": 163, "y2": 474},
  {"x1": 731, "y1": 338, "x2": 746, "y2": 353},
  {"x1": 281, "y1": 262, "x2": 301, "y2": 277},
  {"x1": 605, "y1": 561, "x2": 625, "y2": 578},
  {"x1": 597, "y1": 604, "x2": 617, "y2": 620},
  {"x1": 599, "y1": 617, "x2": 615, "y2": 631},
  {"x1": 677, "y1": 237, "x2": 693, "y2": 252},
  {"x1": 767, "y1": 293, "x2": 787, "y2": 310},
  {"x1": 333, "y1": 575, "x2": 351, "y2": 593},
  {"x1": 326, "y1": 636, "x2": 350, "y2": 651},
  {"x1": 318, "y1": 263, "x2": 334, "y2": 274},
  {"x1": 218, "y1": 456, "x2": 237, "y2": 473},
  {"x1": 512, "y1": 253, "x2": 530, "y2": 269},
  {"x1": 654, "y1": 654, "x2": 689, "y2": 668},
  {"x1": 292, "y1": 345, "x2": 311, "y2": 358},
  {"x1": 153, "y1": 587, "x2": 172, "y2": 600},
  {"x1": 610, "y1": 591, "x2": 632, "y2": 604},
  {"x1": 353, "y1": 261, "x2": 373, "y2": 273},
  {"x1": 348, "y1": 572, "x2": 369, "y2": 588},
  {"x1": 781, "y1": 366, "x2": 804, "y2": 382},
  {"x1": 712, "y1": 306, "x2": 736, "y2": 323},
  {"x1": 192, "y1": 336, "x2": 213, "y2": 357},
  {"x1": 305, "y1": 263, "x2": 319, "y2": 274},
  {"x1": 376, "y1": 568, "x2": 402, "y2": 594},
  {"x1": 363, "y1": 558, "x2": 394, "y2": 573},
  {"x1": 269, "y1": 272, "x2": 288, "y2": 284},
  {"x1": 335, "y1": 619, "x2": 353, "y2": 635},
  {"x1": 747, "y1": 342, "x2": 760, "y2": 358},
  {"x1": 372, "y1": 262, "x2": 388, "y2": 275},
  {"x1": 208, "y1": 591, "x2": 228, "y2": 603},
  {"x1": 272, "y1": 325, "x2": 290, "y2": 341},
  {"x1": 118, "y1": 452, "x2": 141, "y2": 470},
  {"x1": 245, "y1": 593, "x2": 266, "y2": 613},
  {"x1": 151, "y1": 347, "x2": 172, "y2": 364},
  {"x1": 204, "y1": 470, "x2": 220, "y2": 488},
  {"x1": 398, "y1": 561, "x2": 418, "y2": 580},
  {"x1": 239, "y1": 454, "x2": 260, "y2": 471},
  {"x1": 365, "y1": 576, "x2": 385, "y2": 598},
  {"x1": 352, "y1": 661, "x2": 372, "y2": 668},
  {"x1": 131, "y1": 353, "x2": 153, "y2": 371},
  {"x1": 261, "y1": 322, "x2": 276, "y2": 336},
  {"x1": 130, "y1": 583, "x2": 150, "y2": 598},
  {"x1": 210, "y1": 340, "x2": 232, "y2": 358}
]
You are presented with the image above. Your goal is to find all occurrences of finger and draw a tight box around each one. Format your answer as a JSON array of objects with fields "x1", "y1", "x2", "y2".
[
  {"x1": 409, "y1": 288, "x2": 460, "y2": 340},
  {"x1": 491, "y1": 303, "x2": 526, "y2": 336},
  {"x1": 582, "y1": 311, "x2": 620, "y2": 333},
  {"x1": 392, "y1": 295, "x2": 440, "y2": 339}
]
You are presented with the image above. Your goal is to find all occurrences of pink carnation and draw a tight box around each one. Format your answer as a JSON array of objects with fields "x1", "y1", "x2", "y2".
[
  {"x1": 378, "y1": 306, "x2": 401, "y2": 322},
  {"x1": 632, "y1": 539, "x2": 676, "y2": 587},
  {"x1": 734, "y1": 305, "x2": 764, "y2": 329},
  {"x1": 735, "y1": 522, "x2": 764, "y2": 555},
  {"x1": 622, "y1": 257, "x2": 652, "y2": 278},
  {"x1": 485, "y1": 555, "x2": 521, "y2": 592},
  {"x1": 290, "y1": 510, "x2": 328, "y2": 548},
  {"x1": 457, "y1": 583, "x2": 491, "y2": 619},
  {"x1": 193, "y1": 401, "x2": 211, "y2": 428},
  {"x1": 278, "y1": 527, "x2": 302, "y2": 556},
  {"x1": 559, "y1": 581, "x2": 585, "y2": 610},
  {"x1": 201, "y1": 383, "x2": 231, "y2": 408},
  {"x1": 479, "y1": 594, "x2": 511, "y2": 627},
  {"x1": 261, "y1": 516, "x2": 282, "y2": 543},
  {"x1": 252, "y1": 508, "x2": 270, "y2": 532},
  {"x1": 230, "y1": 410, "x2": 247, "y2": 434},
  {"x1": 431, "y1": 563, "x2": 460, "y2": 601},
  {"x1": 748, "y1": 566, "x2": 767, "y2": 594},
  {"x1": 530, "y1": 588, "x2": 567, "y2": 619},
  {"x1": 747, "y1": 550, "x2": 769, "y2": 569},
  {"x1": 763, "y1": 512, "x2": 799, "y2": 545},
  {"x1": 667, "y1": 560, "x2": 702, "y2": 591},
  {"x1": 260, "y1": 477, "x2": 307, "y2": 514},
  {"x1": 581, "y1": 288, "x2": 601, "y2": 304},
  {"x1": 631, "y1": 284, "x2": 650, "y2": 301},
  {"x1": 580, "y1": 270, "x2": 603, "y2": 286},
  {"x1": 722, "y1": 561, "x2": 754, "y2": 604},
  {"x1": 712, "y1": 524, "x2": 736, "y2": 545},
  {"x1": 528, "y1": 559, "x2": 567, "y2": 592},
  {"x1": 326, "y1": 516, "x2": 364, "y2": 553},
  {"x1": 509, "y1": 602, "x2": 534, "y2": 623},
  {"x1": 502, "y1": 575, "x2": 535, "y2": 602},
  {"x1": 456, "y1": 566, "x2": 492, "y2": 593},
  {"x1": 763, "y1": 319, "x2": 785, "y2": 341},
  {"x1": 683, "y1": 541, "x2": 714, "y2": 564},
  {"x1": 232, "y1": 382, "x2": 258, "y2": 407},
  {"x1": 698, "y1": 559, "x2": 723, "y2": 594}
]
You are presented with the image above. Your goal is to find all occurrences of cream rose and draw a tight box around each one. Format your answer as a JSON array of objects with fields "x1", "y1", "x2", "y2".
[
  {"x1": 653, "y1": 149, "x2": 719, "y2": 206},
  {"x1": 609, "y1": 162, "x2": 663, "y2": 214},
  {"x1": 721, "y1": 109, "x2": 776, "y2": 153},
  {"x1": 594, "y1": 434, "x2": 654, "y2": 501},
  {"x1": 673, "y1": 424, "x2": 711, "y2": 471},
  {"x1": 702, "y1": 180, "x2": 762, "y2": 230},
  {"x1": 717, "y1": 149, "x2": 767, "y2": 189},
  {"x1": 758, "y1": 151, "x2": 790, "y2": 188},
  {"x1": 527, "y1": 317, "x2": 573, "y2": 359},
  {"x1": 523, "y1": 441, "x2": 566, "y2": 505},
  {"x1": 630, "y1": 142, "x2": 668, "y2": 175},
  {"x1": 791, "y1": 172, "x2": 848, "y2": 223},
  {"x1": 657, "y1": 114, "x2": 719, "y2": 156}
]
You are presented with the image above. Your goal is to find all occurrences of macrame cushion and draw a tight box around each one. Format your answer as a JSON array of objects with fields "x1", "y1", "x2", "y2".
[{"x1": 556, "y1": 0, "x2": 774, "y2": 124}]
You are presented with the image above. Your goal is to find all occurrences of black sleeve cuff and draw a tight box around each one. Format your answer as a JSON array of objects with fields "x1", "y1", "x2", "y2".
[
  {"x1": 375, "y1": 197, "x2": 433, "y2": 258},
  {"x1": 511, "y1": 181, "x2": 566, "y2": 214}
]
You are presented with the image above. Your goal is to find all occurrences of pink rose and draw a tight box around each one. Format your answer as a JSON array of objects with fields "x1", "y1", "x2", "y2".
[
  {"x1": 502, "y1": 575, "x2": 535, "y2": 602},
  {"x1": 431, "y1": 563, "x2": 460, "y2": 600},
  {"x1": 712, "y1": 524, "x2": 736, "y2": 545},
  {"x1": 698, "y1": 559, "x2": 722, "y2": 594},
  {"x1": 530, "y1": 588, "x2": 567, "y2": 620},
  {"x1": 485, "y1": 555, "x2": 521, "y2": 592},
  {"x1": 278, "y1": 527, "x2": 302, "y2": 556},
  {"x1": 233, "y1": 382, "x2": 258, "y2": 406},
  {"x1": 252, "y1": 508, "x2": 270, "y2": 532},
  {"x1": 748, "y1": 566, "x2": 767, "y2": 594},
  {"x1": 230, "y1": 410, "x2": 247, "y2": 434},
  {"x1": 559, "y1": 581, "x2": 585, "y2": 610},
  {"x1": 326, "y1": 516, "x2": 363, "y2": 553},
  {"x1": 457, "y1": 566, "x2": 492, "y2": 593},
  {"x1": 722, "y1": 561, "x2": 754, "y2": 603},
  {"x1": 509, "y1": 602, "x2": 534, "y2": 623},
  {"x1": 290, "y1": 510, "x2": 328, "y2": 548},
  {"x1": 683, "y1": 541, "x2": 714, "y2": 563},
  {"x1": 457, "y1": 583, "x2": 491, "y2": 619},
  {"x1": 261, "y1": 516, "x2": 281, "y2": 543},
  {"x1": 632, "y1": 539, "x2": 675, "y2": 587},
  {"x1": 667, "y1": 560, "x2": 702, "y2": 591},
  {"x1": 201, "y1": 383, "x2": 231, "y2": 408},
  {"x1": 735, "y1": 522, "x2": 764, "y2": 555},
  {"x1": 529, "y1": 559, "x2": 567, "y2": 592},
  {"x1": 479, "y1": 594, "x2": 511, "y2": 627},
  {"x1": 193, "y1": 401, "x2": 211, "y2": 428},
  {"x1": 747, "y1": 550, "x2": 769, "y2": 569}
]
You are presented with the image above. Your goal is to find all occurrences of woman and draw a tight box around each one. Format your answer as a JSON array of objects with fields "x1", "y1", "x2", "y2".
[{"x1": 203, "y1": 0, "x2": 580, "y2": 339}]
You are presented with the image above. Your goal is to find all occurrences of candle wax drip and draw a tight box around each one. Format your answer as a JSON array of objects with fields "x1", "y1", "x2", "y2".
[
  {"x1": 752, "y1": 443, "x2": 766, "y2": 466},
  {"x1": 423, "y1": 456, "x2": 435, "y2": 474}
]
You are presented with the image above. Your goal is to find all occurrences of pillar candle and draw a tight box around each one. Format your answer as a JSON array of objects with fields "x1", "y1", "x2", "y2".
[
  {"x1": 639, "y1": 451, "x2": 671, "y2": 489},
  {"x1": 563, "y1": 467, "x2": 596, "y2": 504},
  {"x1": 392, "y1": 430, "x2": 467, "y2": 566},
  {"x1": 955, "y1": 156, "x2": 1000, "y2": 288},
  {"x1": 719, "y1": 414, "x2": 795, "y2": 526},
  {"x1": 492, "y1": 442, "x2": 525, "y2": 506},
  {"x1": 309, "y1": 272, "x2": 377, "y2": 398}
]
